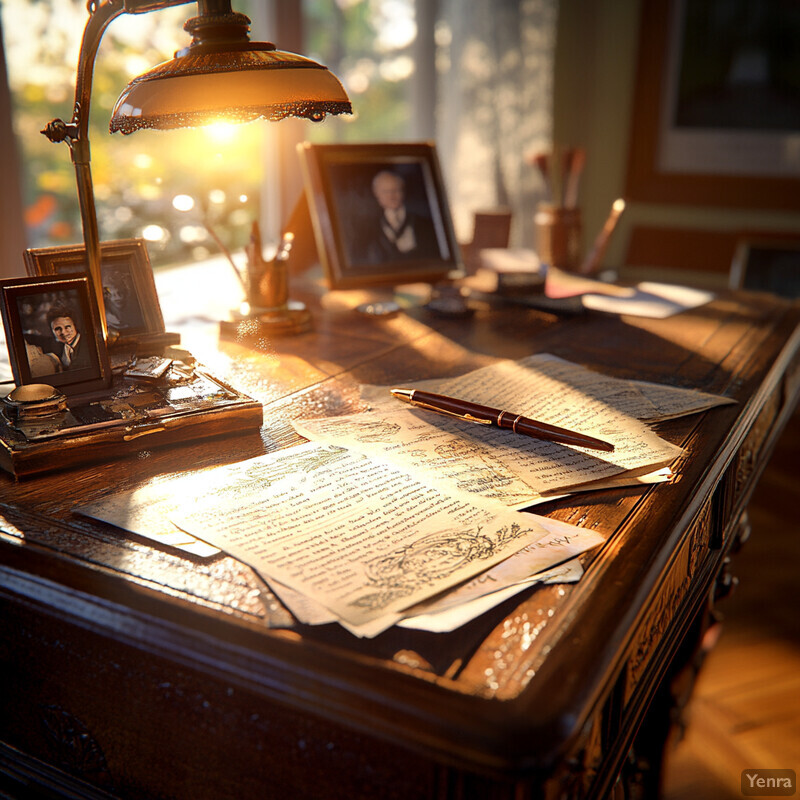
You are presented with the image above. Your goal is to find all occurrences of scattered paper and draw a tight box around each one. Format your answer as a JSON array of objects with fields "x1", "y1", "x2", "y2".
[
  {"x1": 397, "y1": 559, "x2": 584, "y2": 633},
  {"x1": 544, "y1": 265, "x2": 636, "y2": 299},
  {"x1": 628, "y1": 378, "x2": 736, "y2": 421},
  {"x1": 582, "y1": 281, "x2": 714, "y2": 318},
  {"x1": 479, "y1": 247, "x2": 543, "y2": 274},
  {"x1": 267, "y1": 530, "x2": 597, "y2": 636},
  {"x1": 169, "y1": 443, "x2": 604, "y2": 635},
  {"x1": 295, "y1": 355, "x2": 682, "y2": 510},
  {"x1": 76, "y1": 354, "x2": 732, "y2": 638},
  {"x1": 78, "y1": 473, "x2": 223, "y2": 558},
  {"x1": 472, "y1": 254, "x2": 715, "y2": 318},
  {"x1": 520, "y1": 355, "x2": 734, "y2": 423},
  {"x1": 399, "y1": 519, "x2": 595, "y2": 619}
]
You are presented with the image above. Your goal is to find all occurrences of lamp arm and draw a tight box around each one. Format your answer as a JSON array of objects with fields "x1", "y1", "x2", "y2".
[{"x1": 42, "y1": 0, "x2": 128, "y2": 344}]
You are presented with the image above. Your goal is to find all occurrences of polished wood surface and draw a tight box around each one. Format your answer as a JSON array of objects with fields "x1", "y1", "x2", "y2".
[{"x1": 1, "y1": 267, "x2": 799, "y2": 799}]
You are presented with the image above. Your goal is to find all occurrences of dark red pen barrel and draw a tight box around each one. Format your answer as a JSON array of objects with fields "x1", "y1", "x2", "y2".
[
  {"x1": 409, "y1": 390, "x2": 614, "y2": 451},
  {"x1": 510, "y1": 417, "x2": 611, "y2": 449},
  {"x1": 497, "y1": 410, "x2": 593, "y2": 445}
]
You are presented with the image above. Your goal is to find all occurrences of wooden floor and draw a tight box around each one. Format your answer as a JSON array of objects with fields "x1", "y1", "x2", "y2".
[{"x1": 661, "y1": 412, "x2": 800, "y2": 799}]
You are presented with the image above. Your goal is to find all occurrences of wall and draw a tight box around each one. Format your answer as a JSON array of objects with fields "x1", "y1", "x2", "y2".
[{"x1": 553, "y1": 0, "x2": 800, "y2": 284}]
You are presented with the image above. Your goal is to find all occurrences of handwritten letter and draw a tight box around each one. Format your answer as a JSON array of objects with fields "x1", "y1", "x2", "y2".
[
  {"x1": 171, "y1": 444, "x2": 600, "y2": 629},
  {"x1": 294, "y1": 356, "x2": 682, "y2": 509}
]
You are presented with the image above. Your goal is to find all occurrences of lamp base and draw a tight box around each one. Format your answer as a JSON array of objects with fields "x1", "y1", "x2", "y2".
[{"x1": 220, "y1": 300, "x2": 313, "y2": 341}]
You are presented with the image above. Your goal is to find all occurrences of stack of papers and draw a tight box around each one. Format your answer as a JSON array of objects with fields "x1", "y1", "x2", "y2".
[
  {"x1": 80, "y1": 442, "x2": 604, "y2": 637},
  {"x1": 79, "y1": 355, "x2": 734, "y2": 638},
  {"x1": 294, "y1": 354, "x2": 733, "y2": 509},
  {"x1": 475, "y1": 251, "x2": 715, "y2": 319}
]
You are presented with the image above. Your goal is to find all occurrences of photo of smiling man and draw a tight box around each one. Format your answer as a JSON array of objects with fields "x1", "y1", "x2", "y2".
[{"x1": 46, "y1": 304, "x2": 92, "y2": 372}]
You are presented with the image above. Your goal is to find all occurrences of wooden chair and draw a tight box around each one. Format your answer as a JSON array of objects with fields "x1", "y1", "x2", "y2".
[
  {"x1": 461, "y1": 208, "x2": 513, "y2": 272},
  {"x1": 729, "y1": 238, "x2": 800, "y2": 298}
]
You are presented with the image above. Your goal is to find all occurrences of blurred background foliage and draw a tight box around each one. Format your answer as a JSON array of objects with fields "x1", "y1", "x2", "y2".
[{"x1": 1, "y1": 0, "x2": 416, "y2": 266}]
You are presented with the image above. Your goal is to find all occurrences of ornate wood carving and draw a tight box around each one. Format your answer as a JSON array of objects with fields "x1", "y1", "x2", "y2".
[
  {"x1": 625, "y1": 501, "x2": 712, "y2": 705},
  {"x1": 39, "y1": 705, "x2": 113, "y2": 791},
  {"x1": 735, "y1": 389, "x2": 780, "y2": 498}
]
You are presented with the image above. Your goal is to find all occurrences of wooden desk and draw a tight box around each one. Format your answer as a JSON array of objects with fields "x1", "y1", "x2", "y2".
[{"x1": 1, "y1": 272, "x2": 799, "y2": 800}]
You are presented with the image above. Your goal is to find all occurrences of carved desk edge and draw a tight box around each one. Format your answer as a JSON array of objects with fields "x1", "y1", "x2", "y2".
[
  {"x1": 427, "y1": 298, "x2": 800, "y2": 786},
  {"x1": 527, "y1": 307, "x2": 800, "y2": 795},
  {"x1": 0, "y1": 295, "x2": 799, "y2": 794}
]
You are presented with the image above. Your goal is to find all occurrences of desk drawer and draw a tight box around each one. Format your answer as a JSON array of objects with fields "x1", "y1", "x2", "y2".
[{"x1": 0, "y1": 573, "x2": 441, "y2": 800}]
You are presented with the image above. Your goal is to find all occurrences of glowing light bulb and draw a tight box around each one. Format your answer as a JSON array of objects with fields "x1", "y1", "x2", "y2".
[
  {"x1": 205, "y1": 122, "x2": 237, "y2": 143},
  {"x1": 133, "y1": 153, "x2": 153, "y2": 169}
]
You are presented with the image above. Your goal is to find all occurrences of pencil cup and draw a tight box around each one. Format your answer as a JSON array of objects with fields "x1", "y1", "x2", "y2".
[
  {"x1": 534, "y1": 204, "x2": 582, "y2": 272},
  {"x1": 257, "y1": 259, "x2": 289, "y2": 310}
]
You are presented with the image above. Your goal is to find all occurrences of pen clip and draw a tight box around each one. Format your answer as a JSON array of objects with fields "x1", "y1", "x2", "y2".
[{"x1": 412, "y1": 400, "x2": 493, "y2": 425}]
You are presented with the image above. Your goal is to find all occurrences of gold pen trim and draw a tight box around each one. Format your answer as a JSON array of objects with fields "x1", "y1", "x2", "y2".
[
  {"x1": 411, "y1": 399, "x2": 492, "y2": 425},
  {"x1": 390, "y1": 389, "x2": 492, "y2": 425}
]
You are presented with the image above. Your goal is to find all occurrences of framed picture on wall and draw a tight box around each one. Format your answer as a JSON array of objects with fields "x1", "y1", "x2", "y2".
[
  {"x1": 298, "y1": 141, "x2": 463, "y2": 289},
  {"x1": 626, "y1": 0, "x2": 800, "y2": 210}
]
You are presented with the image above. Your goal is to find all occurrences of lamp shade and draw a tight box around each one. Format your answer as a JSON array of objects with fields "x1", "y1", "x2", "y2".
[
  {"x1": 110, "y1": 46, "x2": 352, "y2": 134},
  {"x1": 110, "y1": 1, "x2": 352, "y2": 134}
]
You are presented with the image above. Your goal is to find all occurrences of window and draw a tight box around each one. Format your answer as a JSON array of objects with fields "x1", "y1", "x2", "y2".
[
  {"x1": 1, "y1": 0, "x2": 267, "y2": 265},
  {"x1": 2, "y1": 0, "x2": 558, "y2": 272},
  {"x1": 304, "y1": 0, "x2": 422, "y2": 143}
]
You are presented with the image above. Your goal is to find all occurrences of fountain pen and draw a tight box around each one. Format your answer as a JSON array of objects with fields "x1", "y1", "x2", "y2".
[{"x1": 390, "y1": 388, "x2": 615, "y2": 452}]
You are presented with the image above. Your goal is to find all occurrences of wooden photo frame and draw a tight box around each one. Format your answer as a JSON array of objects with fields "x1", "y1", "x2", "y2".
[
  {"x1": 24, "y1": 239, "x2": 166, "y2": 342},
  {"x1": 729, "y1": 237, "x2": 800, "y2": 298},
  {"x1": 298, "y1": 142, "x2": 463, "y2": 289},
  {"x1": 0, "y1": 275, "x2": 111, "y2": 395},
  {"x1": 626, "y1": 0, "x2": 800, "y2": 211}
]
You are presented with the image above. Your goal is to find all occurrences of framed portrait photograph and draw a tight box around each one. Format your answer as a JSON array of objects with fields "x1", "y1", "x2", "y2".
[
  {"x1": 298, "y1": 142, "x2": 463, "y2": 289},
  {"x1": 0, "y1": 275, "x2": 111, "y2": 395},
  {"x1": 23, "y1": 238, "x2": 166, "y2": 342}
]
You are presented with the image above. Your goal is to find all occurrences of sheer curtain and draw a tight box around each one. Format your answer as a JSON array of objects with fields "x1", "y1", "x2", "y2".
[{"x1": 436, "y1": 0, "x2": 559, "y2": 248}]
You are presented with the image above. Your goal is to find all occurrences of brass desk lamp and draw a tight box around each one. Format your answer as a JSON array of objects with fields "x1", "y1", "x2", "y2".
[{"x1": 42, "y1": 0, "x2": 352, "y2": 356}]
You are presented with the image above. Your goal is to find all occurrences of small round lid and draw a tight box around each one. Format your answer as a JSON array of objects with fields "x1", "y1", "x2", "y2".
[{"x1": 6, "y1": 384, "x2": 60, "y2": 404}]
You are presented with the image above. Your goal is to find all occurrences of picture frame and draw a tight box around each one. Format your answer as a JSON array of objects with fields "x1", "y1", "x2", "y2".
[
  {"x1": 626, "y1": 0, "x2": 800, "y2": 210},
  {"x1": 0, "y1": 274, "x2": 111, "y2": 395},
  {"x1": 298, "y1": 142, "x2": 463, "y2": 289},
  {"x1": 23, "y1": 238, "x2": 167, "y2": 343},
  {"x1": 729, "y1": 237, "x2": 800, "y2": 298}
]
